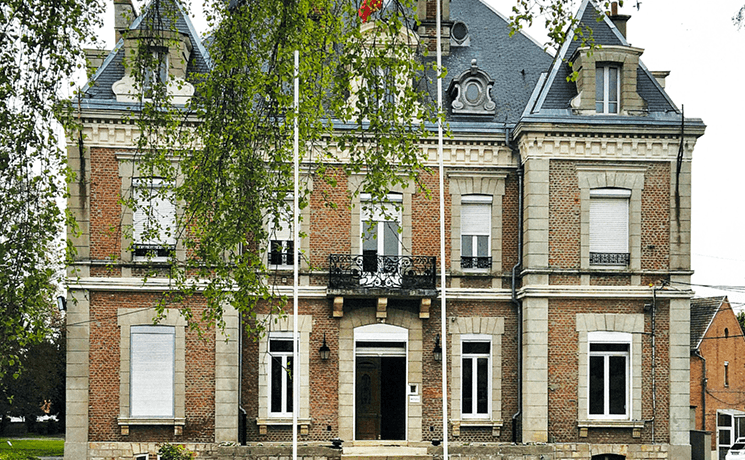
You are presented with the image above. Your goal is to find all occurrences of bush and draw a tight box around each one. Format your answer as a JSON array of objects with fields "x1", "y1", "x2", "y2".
[{"x1": 158, "y1": 444, "x2": 195, "y2": 460}]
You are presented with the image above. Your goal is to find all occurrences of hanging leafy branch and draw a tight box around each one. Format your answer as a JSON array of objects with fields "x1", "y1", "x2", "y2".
[
  {"x1": 124, "y1": 0, "x2": 440, "y2": 334},
  {"x1": 0, "y1": 0, "x2": 103, "y2": 379},
  {"x1": 507, "y1": 0, "x2": 622, "y2": 50}
]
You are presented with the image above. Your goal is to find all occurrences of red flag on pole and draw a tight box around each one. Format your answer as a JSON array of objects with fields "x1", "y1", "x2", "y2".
[{"x1": 358, "y1": 0, "x2": 383, "y2": 23}]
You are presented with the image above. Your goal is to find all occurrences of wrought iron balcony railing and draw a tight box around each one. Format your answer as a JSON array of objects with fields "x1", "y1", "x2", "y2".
[
  {"x1": 328, "y1": 254, "x2": 436, "y2": 291},
  {"x1": 460, "y1": 256, "x2": 492, "y2": 270},
  {"x1": 589, "y1": 252, "x2": 630, "y2": 266}
]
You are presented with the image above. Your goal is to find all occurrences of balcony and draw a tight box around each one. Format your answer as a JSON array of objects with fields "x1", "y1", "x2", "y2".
[
  {"x1": 460, "y1": 256, "x2": 492, "y2": 270},
  {"x1": 328, "y1": 254, "x2": 436, "y2": 293},
  {"x1": 589, "y1": 252, "x2": 630, "y2": 266}
]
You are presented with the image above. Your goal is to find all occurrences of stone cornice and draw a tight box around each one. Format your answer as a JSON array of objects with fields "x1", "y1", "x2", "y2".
[{"x1": 515, "y1": 129, "x2": 700, "y2": 163}]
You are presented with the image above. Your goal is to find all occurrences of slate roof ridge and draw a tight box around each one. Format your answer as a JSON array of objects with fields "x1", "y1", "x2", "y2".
[{"x1": 691, "y1": 296, "x2": 727, "y2": 350}]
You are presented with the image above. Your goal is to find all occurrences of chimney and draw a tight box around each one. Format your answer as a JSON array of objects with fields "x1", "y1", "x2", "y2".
[
  {"x1": 651, "y1": 71, "x2": 670, "y2": 89},
  {"x1": 608, "y1": 1, "x2": 631, "y2": 39},
  {"x1": 114, "y1": 0, "x2": 137, "y2": 42},
  {"x1": 416, "y1": 0, "x2": 452, "y2": 55}
]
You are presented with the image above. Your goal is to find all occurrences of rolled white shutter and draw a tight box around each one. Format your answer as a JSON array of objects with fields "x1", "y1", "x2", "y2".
[
  {"x1": 130, "y1": 326, "x2": 175, "y2": 418},
  {"x1": 590, "y1": 193, "x2": 629, "y2": 253},
  {"x1": 132, "y1": 179, "x2": 175, "y2": 246},
  {"x1": 462, "y1": 203, "x2": 490, "y2": 236}
]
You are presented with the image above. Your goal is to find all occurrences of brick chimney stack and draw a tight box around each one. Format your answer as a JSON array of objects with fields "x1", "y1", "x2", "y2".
[
  {"x1": 608, "y1": 1, "x2": 631, "y2": 39},
  {"x1": 114, "y1": 0, "x2": 137, "y2": 42},
  {"x1": 416, "y1": 0, "x2": 452, "y2": 55}
]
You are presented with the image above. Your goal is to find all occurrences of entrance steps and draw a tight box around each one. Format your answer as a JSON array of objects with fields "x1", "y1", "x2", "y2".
[{"x1": 341, "y1": 445, "x2": 431, "y2": 460}]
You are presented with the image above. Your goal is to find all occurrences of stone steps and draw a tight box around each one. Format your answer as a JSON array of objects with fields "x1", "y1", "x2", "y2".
[{"x1": 341, "y1": 445, "x2": 431, "y2": 460}]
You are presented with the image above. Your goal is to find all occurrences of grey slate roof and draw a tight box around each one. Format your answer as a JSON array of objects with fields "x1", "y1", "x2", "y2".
[
  {"x1": 690, "y1": 296, "x2": 726, "y2": 350},
  {"x1": 428, "y1": 0, "x2": 554, "y2": 124},
  {"x1": 82, "y1": 0, "x2": 210, "y2": 106},
  {"x1": 527, "y1": 0, "x2": 680, "y2": 120}
]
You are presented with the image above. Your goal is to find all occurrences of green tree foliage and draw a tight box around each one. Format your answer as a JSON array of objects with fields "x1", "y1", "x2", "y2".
[
  {"x1": 0, "y1": 0, "x2": 103, "y2": 380},
  {"x1": 0, "y1": 314, "x2": 65, "y2": 434},
  {"x1": 737, "y1": 310, "x2": 745, "y2": 337},
  {"x1": 127, "y1": 0, "x2": 440, "y2": 332},
  {"x1": 507, "y1": 0, "x2": 623, "y2": 49},
  {"x1": 158, "y1": 443, "x2": 195, "y2": 460}
]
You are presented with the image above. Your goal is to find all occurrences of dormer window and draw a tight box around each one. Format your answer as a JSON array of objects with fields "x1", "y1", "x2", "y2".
[
  {"x1": 595, "y1": 64, "x2": 619, "y2": 114},
  {"x1": 143, "y1": 46, "x2": 169, "y2": 96},
  {"x1": 569, "y1": 45, "x2": 645, "y2": 116}
]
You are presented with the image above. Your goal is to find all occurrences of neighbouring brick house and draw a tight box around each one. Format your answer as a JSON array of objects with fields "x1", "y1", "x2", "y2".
[
  {"x1": 690, "y1": 297, "x2": 745, "y2": 460},
  {"x1": 65, "y1": 0, "x2": 706, "y2": 459}
]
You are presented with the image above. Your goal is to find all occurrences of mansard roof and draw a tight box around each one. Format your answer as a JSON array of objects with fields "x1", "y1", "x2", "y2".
[
  {"x1": 80, "y1": 0, "x2": 210, "y2": 109},
  {"x1": 433, "y1": 0, "x2": 554, "y2": 124},
  {"x1": 524, "y1": 0, "x2": 685, "y2": 124},
  {"x1": 690, "y1": 296, "x2": 727, "y2": 350}
]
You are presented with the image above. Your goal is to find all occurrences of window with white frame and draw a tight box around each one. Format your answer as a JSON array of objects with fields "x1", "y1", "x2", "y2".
[
  {"x1": 596, "y1": 64, "x2": 620, "y2": 114},
  {"x1": 268, "y1": 203, "x2": 294, "y2": 267},
  {"x1": 460, "y1": 195, "x2": 492, "y2": 270},
  {"x1": 461, "y1": 335, "x2": 491, "y2": 418},
  {"x1": 130, "y1": 326, "x2": 175, "y2": 418},
  {"x1": 132, "y1": 177, "x2": 176, "y2": 259},
  {"x1": 361, "y1": 193, "x2": 401, "y2": 273},
  {"x1": 589, "y1": 188, "x2": 630, "y2": 266},
  {"x1": 588, "y1": 332, "x2": 630, "y2": 419},
  {"x1": 268, "y1": 333, "x2": 297, "y2": 417},
  {"x1": 142, "y1": 46, "x2": 169, "y2": 97}
]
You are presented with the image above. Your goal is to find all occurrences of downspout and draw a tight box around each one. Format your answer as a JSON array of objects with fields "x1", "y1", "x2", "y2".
[
  {"x1": 239, "y1": 312, "x2": 247, "y2": 445},
  {"x1": 651, "y1": 285, "x2": 657, "y2": 443},
  {"x1": 508, "y1": 126, "x2": 524, "y2": 444},
  {"x1": 694, "y1": 349, "x2": 707, "y2": 432}
]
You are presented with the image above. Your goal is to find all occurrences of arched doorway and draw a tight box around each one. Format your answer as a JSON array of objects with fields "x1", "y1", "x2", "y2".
[{"x1": 354, "y1": 324, "x2": 408, "y2": 440}]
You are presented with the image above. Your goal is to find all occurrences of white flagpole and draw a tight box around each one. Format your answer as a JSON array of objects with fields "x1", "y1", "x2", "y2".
[
  {"x1": 435, "y1": 2, "x2": 448, "y2": 459},
  {"x1": 292, "y1": 49, "x2": 299, "y2": 460}
]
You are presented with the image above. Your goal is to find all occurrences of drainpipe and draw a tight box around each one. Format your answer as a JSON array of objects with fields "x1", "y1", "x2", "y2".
[
  {"x1": 651, "y1": 285, "x2": 657, "y2": 443},
  {"x1": 239, "y1": 312, "x2": 247, "y2": 445},
  {"x1": 694, "y1": 349, "x2": 707, "y2": 431},
  {"x1": 507, "y1": 126, "x2": 524, "y2": 444}
]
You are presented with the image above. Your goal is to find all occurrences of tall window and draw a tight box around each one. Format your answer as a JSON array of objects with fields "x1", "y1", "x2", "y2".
[
  {"x1": 132, "y1": 178, "x2": 176, "y2": 259},
  {"x1": 268, "y1": 203, "x2": 294, "y2": 267},
  {"x1": 596, "y1": 64, "x2": 620, "y2": 114},
  {"x1": 365, "y1": 66, "x2": 397, "y2": 108},
  {"x1": 361, "y1": 193, "x2": 401, "y2": 273},
  {"x1": 130, "y1": 326, "x2": 175, "y2": 418},
  {"x1": 462, "y1": 336, "x2": 490, "y2": 418},
  {"x1": 589, "y1": 188, "x2": 630, "y2": 266},
  {"x1": 588, "y1": 332, "x2": 630, "y2": 419},
  {"x1": 142, "y1": 46, "x2": 169, "y2": 97},
  {"x1": 461, "y1": 195, "x2": 491, "y2": 270},
  {"x1": 269, "y1": 334, "x2": 296, "y2": 417}
]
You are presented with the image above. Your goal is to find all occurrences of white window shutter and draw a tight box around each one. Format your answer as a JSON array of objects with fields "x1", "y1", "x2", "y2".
[
  {"x1": 590, "y1": 196, "x2": 629, "y2": 253},
  {"x1": 132, "y1": 179, "x2": 175, "y2": 246},
  {"x1": 462, "y1": 203, "x2": 490, "y2": 236},
  {"x1": 130, "y1": 326, "x2": 175, "y2": 418}
]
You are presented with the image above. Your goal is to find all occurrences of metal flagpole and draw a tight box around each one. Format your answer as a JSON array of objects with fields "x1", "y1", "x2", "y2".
[
  {"x1": 435, "y1": 2, "x2": 448, "y2": 459},
  {"x1": 292, "y1": 49, "x2": 300, "y2": 460}
]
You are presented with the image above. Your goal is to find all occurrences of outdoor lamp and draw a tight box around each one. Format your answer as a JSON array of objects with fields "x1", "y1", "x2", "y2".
[
  {"x1": 433, "y1": 334, "x2": 442, "y2": 362},
  {"x1": 319, "y1": 333, "x2": 331, "y2": 360},
  {"x1": 56, "y1": 295, "x2": 67, "y2": 312}
]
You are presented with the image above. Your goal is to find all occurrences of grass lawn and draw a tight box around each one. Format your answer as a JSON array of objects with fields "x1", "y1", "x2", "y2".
[{"x1": 0, "y1": 438, "x2": 64, "y2": 459}]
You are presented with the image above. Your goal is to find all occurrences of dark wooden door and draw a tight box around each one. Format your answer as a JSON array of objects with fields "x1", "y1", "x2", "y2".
[{"x1": 355, "y1": 358, "x2": 381, "y2": 440}]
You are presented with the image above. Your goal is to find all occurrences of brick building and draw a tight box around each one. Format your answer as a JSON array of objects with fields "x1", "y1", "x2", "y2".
[
  {"x1": 65, "y1": 0, "x2": 706, "y2": 459},
  {"x1": 690, "y1": 297, "x2": 745, "y2": 460}
]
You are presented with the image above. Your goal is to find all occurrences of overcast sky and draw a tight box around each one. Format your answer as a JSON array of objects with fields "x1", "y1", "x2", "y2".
[{"x1": 100, "y1": 0, "x2": 745, "y2": 310}]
